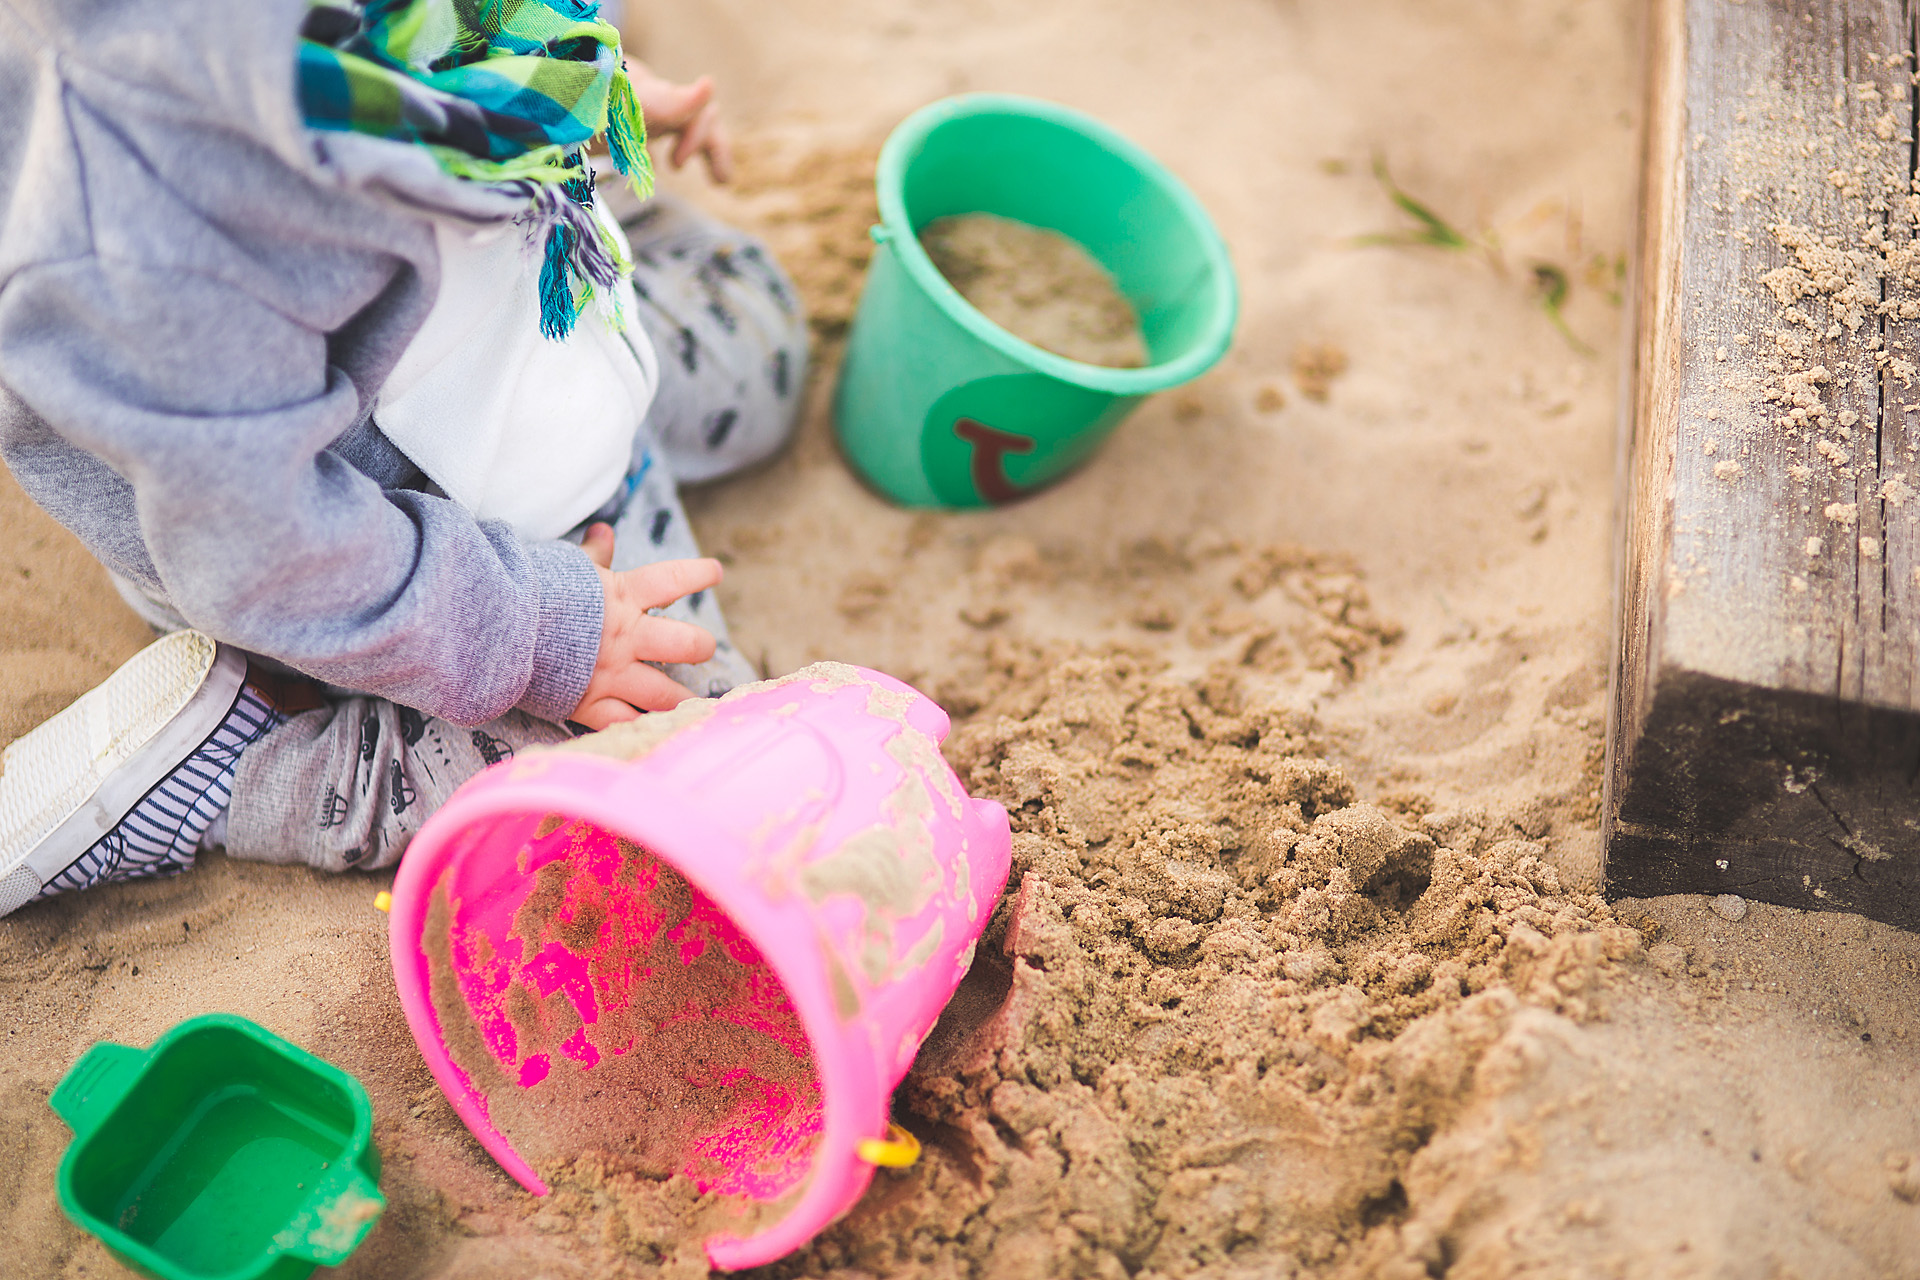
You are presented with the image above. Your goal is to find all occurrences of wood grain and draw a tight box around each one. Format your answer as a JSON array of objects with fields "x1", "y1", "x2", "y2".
[{"x1": 1608, "y1": 0, "x2": 1920, "y2": 926}]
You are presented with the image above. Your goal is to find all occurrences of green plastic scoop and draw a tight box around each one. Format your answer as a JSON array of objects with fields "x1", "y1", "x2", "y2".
[{"x1": 49, "y1": 1014, "x2": 384, "y2": 1280}]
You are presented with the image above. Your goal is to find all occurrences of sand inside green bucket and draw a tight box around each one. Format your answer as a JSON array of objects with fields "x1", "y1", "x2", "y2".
[{"x1": 919, "y1": 214, "x2": 1148, "y2": 368}]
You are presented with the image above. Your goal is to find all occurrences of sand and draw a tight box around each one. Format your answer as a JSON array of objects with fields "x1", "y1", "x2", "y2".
[
  {"x1": 919, "y1": 215, "x2": 1148, "y2": 368},
  {"x1": 4, "y1": 1, "x2": 1920, "y2": 1277}
]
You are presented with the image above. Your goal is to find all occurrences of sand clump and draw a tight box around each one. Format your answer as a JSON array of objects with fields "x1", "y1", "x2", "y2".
[
  {"x1": 734, "y1": 647, "x2": 1640, "y2": 1279},
  {"x1": 1290, "y1": 344, "x2": 1350, "y2": 404},
  {"x1": 920, "y1": 214, "x2": 1148, "y2": 368}
]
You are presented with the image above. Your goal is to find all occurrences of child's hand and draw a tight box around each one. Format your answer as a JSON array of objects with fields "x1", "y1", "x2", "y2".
[
  {"x1": 571, "y1": 522, "x2": 724, "y2": 728},
  {"x1": 628, "y1": 62, "x2": 734, "y2": 184}
]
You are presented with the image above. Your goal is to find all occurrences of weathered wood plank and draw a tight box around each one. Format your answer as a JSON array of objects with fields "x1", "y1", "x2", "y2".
[{"x1": 1607, "y1": 0, "x2": 1920, "y2": 926}]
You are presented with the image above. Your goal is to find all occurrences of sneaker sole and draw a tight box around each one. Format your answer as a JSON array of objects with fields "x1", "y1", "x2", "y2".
[{"x1": 0, "y1": 631, "x2": 246, "y2": 916}]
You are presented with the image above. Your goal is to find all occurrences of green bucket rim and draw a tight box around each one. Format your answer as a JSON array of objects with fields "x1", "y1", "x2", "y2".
[{"x1": 875, "y1": 92, "x2": 1239, "y2": 396}]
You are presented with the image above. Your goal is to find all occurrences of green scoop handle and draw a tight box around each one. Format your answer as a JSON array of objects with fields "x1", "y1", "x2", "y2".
[{"x1": 49, "y1": 1040, "x2": 146, "y2": 1137}]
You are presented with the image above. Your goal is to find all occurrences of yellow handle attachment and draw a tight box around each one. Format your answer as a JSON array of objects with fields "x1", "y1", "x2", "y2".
[
  {"x1": 856, "y1": 1124, "x2": 921, "y2": 1169},
  {"x1": 374, "y1": 891, "x2": 392, "y2": 913}
]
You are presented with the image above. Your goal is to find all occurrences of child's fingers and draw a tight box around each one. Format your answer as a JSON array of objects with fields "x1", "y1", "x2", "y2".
[
  {"x1": 642, "y1": 75, "x2": 714, "y2": 134},
  {"x1": 597, "y1": 661, "x2": 704, "y2": 714},
  {"x1": 669, "y1": 105, "x2": 705, "y2": 169},
  {"x1": 675, "y1": 76, "x2": 717, "y2": 127},
  {"x1": 582, "y1": 522, "x2": 616, "y2": 569},
  {"x1": 701, "y1": 113, "x2": 734, "y2": 184},
  {"x1": 573, "y1": 696, "x2": 644, "y2": 731},
  {"x1": 672, "y1": 101, "x2": 723, "y2": 173},
  {"x1": 573, "y1": 660, "x2": 702, "y2": 728},
  {"x1": 619, "y1": 557, "x2": 724, "y2": 610},
  {"x1": 625, "y1": 614, "x2": 719, "y2": 667},
  {"x1": 713, "y1": 120, "x2": 735, "y2": 183}
]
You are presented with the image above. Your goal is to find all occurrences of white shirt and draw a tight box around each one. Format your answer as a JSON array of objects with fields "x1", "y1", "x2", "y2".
[{"x1": 375, "y1": 202, "x2": 658, "y2": 542}]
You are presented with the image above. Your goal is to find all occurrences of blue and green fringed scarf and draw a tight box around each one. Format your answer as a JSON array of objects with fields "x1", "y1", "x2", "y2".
[{"x1": 297, "y1": 0, "x2": 653, "y2": 340}]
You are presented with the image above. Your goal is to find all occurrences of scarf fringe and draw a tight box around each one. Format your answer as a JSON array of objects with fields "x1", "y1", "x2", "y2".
[
  {"x1": 603, "y1": 72, "x2": 654, "y2": 201},
  {"x1": 526, "y1": 160, "x2": 628, "y2": 340},
  {"x1": 537, "y1": 219, "x2": 577, "y2": 340}
]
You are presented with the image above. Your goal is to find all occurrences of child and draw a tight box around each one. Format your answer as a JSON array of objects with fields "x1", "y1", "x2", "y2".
[{"x1": 0, "y1": 0, "x2": 807, "y2": 915}]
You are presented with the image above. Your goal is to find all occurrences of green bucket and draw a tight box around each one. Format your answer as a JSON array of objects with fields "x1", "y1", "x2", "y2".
[
  {"x1": 50, "y1": 1014, "x2": 384, "y2": 1280},
  {"x1": 835, "y1": 93, "x2": 1239, "y2": 509}
]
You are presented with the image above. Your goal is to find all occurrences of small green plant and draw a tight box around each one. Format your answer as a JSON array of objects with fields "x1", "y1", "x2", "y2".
[
  {"x1": 1531, "y1": 263, "x2": 1594, "y2": 355},
  {"x1": 1353, "y1": 156, "x2": 1599, "y2": 355},
  {"x1": 1350, "y1": 157, "x2": 1480, "y2": 251}
]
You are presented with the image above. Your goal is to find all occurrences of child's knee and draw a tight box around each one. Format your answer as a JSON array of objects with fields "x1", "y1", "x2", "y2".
[{"x1": 627, "y1": 209, "x2": 811, "y2": 484}]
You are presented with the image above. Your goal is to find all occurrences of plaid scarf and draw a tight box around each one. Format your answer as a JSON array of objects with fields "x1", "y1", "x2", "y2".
[{"x1": 298, "y1": 0, "x2": 653, "y2": 339}]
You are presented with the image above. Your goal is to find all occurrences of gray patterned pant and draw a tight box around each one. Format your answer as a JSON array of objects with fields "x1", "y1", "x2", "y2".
[{"x1": 223, "y1": 196, "x2": 806, "y2": 873}]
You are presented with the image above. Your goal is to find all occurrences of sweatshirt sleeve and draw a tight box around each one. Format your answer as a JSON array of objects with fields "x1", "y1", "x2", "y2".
[{"x1": 0, "y1": 253, "x2": 603, "y2": 727}]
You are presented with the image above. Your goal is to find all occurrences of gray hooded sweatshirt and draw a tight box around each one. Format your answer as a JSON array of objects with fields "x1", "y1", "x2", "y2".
[{"x1": 0, "y1": 0, "x2": 606, "y2": 727}]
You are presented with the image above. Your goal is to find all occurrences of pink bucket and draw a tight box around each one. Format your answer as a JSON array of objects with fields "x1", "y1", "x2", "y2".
[{"x1": 385, "y1": 664, "x2": 1010, "y2": 1269}]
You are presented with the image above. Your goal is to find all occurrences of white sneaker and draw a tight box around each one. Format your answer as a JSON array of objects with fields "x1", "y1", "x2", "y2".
[{"x1": 0, "y1": 631, "x2": 248, "y2": 917}]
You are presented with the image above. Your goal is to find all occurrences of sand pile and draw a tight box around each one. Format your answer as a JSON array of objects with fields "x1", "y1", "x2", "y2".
[
  {"x1": 920, "y1": 215, "x2": 1148, "y2": 368},
  {"x1": 743, "y1": 647, "x2": 1639, "y2": 1278}
]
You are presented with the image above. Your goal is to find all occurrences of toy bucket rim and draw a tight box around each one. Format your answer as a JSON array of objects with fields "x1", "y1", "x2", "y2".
[
  {"x1": 385, "y1": 754, "x2": 887, "y2": 1272},
  {"x1": 875, "y1": 91, "x2": 1240, "y2": 395},
  {"x1": 54, "y1": 1012, "x2": 380, "y2": 1280}
]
